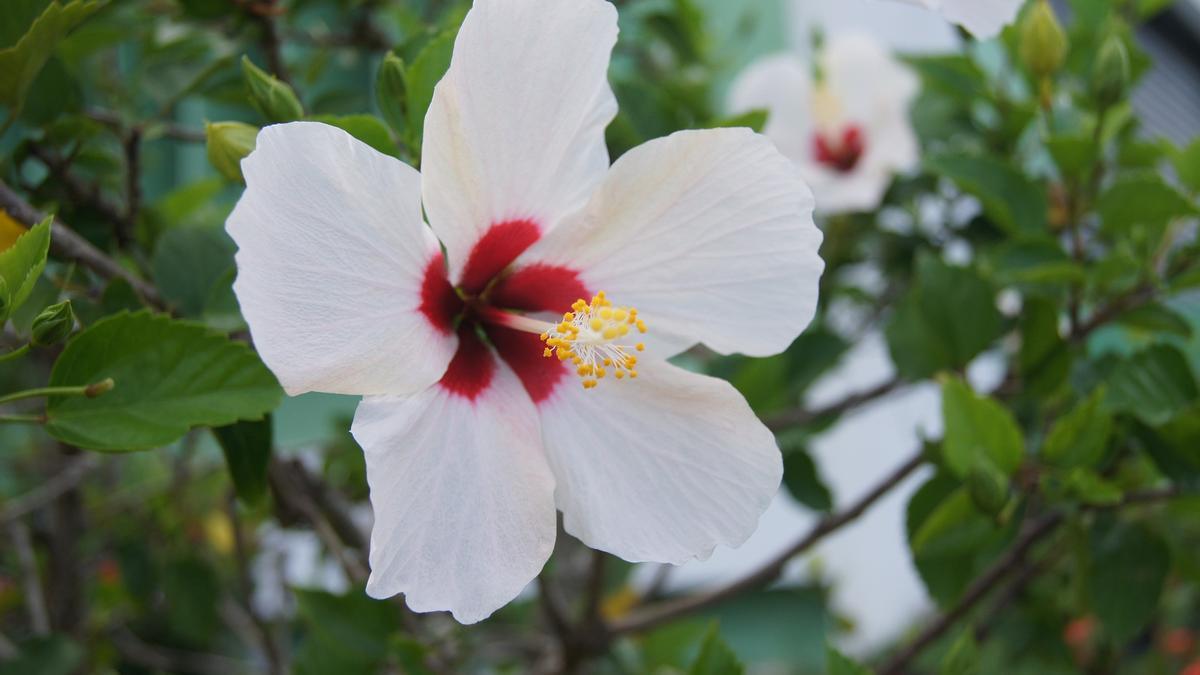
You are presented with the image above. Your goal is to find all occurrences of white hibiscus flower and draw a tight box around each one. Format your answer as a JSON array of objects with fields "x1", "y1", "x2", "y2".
[
  {"x1": 890, "y1": 0, "x2": 1024, "y2": 39},
  {"x1": 226, "y1": 0, "x2": 823, "y2": 624},
  {"x1": 729, "y1": 34, "x2": 920, "y2": 215}
]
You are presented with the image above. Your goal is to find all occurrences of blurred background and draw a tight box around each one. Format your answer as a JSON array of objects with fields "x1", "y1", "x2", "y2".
[{"x1": 2, "y1": 0, "x2": 1200, "y2": 673}]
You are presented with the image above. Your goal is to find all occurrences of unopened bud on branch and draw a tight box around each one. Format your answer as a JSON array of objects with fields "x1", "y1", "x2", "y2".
[
  {"x1": 30, "y1": 300, "x2": 75, "y2": 347},
  {"x1": 242, "y1": 56, "x2": 304, "y2": 122},
  {"x1": 1020, "y1": 0, "x2": 1067, "y2": 80},
  {"x1": 1092, "y1": 35, "x2": 1131, "y2": 108},
  {"x1": 206, "y1": 121, "x2": 259, "y2": 183}
]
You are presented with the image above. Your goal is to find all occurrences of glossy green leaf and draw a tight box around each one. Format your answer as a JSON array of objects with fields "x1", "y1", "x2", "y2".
[
  {"x1": 1115, "y1": 302, "x2": 1193, "y2": 337},
  {"x1": 1105, "y1": 344, "x2": 1198, "y2": 425},
  {"x1": 45, "y1": 311, "x2": 282, "y2": 451},
  {"x1": 710, "y1": 108, "x2": 768, "y2": 132},
  {"x1": 213, "y1": 417, "x2": 272, "y2": 506},
  {"x1": 1018, "y1": 297, "x2": 1070, "y2": 395},
  {"x1": 1042, "y1": 388, "x2": 1111, "y2": 468},
  {"x1": 926, "y1": 152, "x2": 1047, "y2": 235},
  {"x1": 0, "y1": 215, "x2": 51, "y2": 317},
  {"x1": 1088, "y1": 522, "x2": 1169, "y2": 643},
  {"x1": 940, "y1": 630, "x2": 980, "y2": 675},
  {"x1": 941, "y1": 377, "x2": 1024, "y2": 477},
  {"x1": 689, "y1": 623, "x2": 744, "y2": 675},
  {"x1": 376, "y1": 51, "x2": 407, "y2": 136},
  {"x1": 0, "y1": 0, "x2": 103, "y2": 111}
]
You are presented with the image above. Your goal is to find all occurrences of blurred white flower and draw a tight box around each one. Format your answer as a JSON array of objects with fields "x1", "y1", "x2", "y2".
[
  {"x1": 889, "y1": 0, "x2": 1023, "y2": 39},
  {"x1": 729, "y1": 34, "x2": 919, "y2": 215},
  {"x1": 227, "y1": 0, "x2": 824, "y2": 624}
]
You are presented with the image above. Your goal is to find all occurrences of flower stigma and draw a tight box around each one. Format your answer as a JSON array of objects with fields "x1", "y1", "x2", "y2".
[{"x1": 540, "y1": 292, "x2": 647, "y2": 390}]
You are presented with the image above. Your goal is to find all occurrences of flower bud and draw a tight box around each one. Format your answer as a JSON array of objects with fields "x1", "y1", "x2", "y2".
[
  {"x1": 966, "y1": 459, "x2": 1009, "y2": 517},
  {"x1": 30, "y1": 300, "x2": 75, "y2": 347},
  {"x1": 206, "y1": 121, "x2": 259, "y2": 183},
  {"x1": 1019, "y1": 1, "x2": 1067, "y2": 80},
  {"x1": 376, "y1": 51, "x2": 408, "y2": 135},
  {"x1": 1091, "y1": 35, "x2": 1131, "y2": 108},
  {"x1": 241, "y1": 56, "x2": 304, "y2": 123}
]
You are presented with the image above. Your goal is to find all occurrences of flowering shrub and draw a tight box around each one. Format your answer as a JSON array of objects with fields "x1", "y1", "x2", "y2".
[{"x1": 0, "y1": 0, "x2": 1198, "y2": 673}]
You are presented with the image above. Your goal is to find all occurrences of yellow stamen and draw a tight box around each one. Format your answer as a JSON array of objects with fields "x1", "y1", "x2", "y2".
[{"x1": 538, "y1": 290, "x2": 648, "y2": 390}]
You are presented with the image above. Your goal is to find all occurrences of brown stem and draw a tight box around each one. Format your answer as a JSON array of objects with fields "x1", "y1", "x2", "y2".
[
  {"x1": 878, "y1": 512, "x2": 1064, "y2": 675},
  {"x1": 122, "y1": 127, "x2": 142, "y2": 246},
  {"x1": 226, "y1": 495, "x2": 287, "y2": 675},
  {"x1": 765, "y1": 376, "x2": 905, "y2": 431},
  {"x1": 0, "y1": 179, "x2": 165, "y2": 308},
  {"x1": 608, "y1": 448, "x2": 927, "y2": 636}
]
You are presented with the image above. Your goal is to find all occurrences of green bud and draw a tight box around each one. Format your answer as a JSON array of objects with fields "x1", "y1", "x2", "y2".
[
  {"x1": 1092, "y1": 35, "x2": 1131, "y2": 108},
  {"x1": 206, "y1": 121, "x2": 259, "y2": 183},
  {"x1": 966, "y1": 458, "x2": 1009, "y2": 517},
  {"x1": 241, "y1": 56, "x2": 304, "y2": 123},
  {"x1": 0, "y1": 276, "x2": 10, "y2": 324},
  {"x1": 1019, "y1": 0, "x2": 1067, "y2": 79},
  {"x1": 376, "y1": 51, "x2": 408, "y2": 136},
  {"x1": 30, "y1": 300, "x2": 75, "y2": 347}
]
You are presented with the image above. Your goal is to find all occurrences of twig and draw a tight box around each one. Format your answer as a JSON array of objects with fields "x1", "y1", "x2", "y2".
[
  {"x1": 122, "y1": 127, "x2": 142, "y2": 246},
  {"x1": 26, "y1": 142, "x2": 129, "y2": 230},
  {"x1": 267, "y1": 458, "x2": 368, "y2": 583},
  {"x1": 974, "y1": 544, "x2": 1065, "y2": 643},
  {"x1": 46, "y1": 446, "x2": 86, "y2": 637},
  {"x1": 7, "y1": 521, "x2": 50, "y2": 636},
  {"x1": 765, "y1": 376, "x2": 905, "y2": 431},
  {"x1": 878, "y1": 512, "x2": 1064, "y2": 675},
  {"x1": 608, "y1": 448, "x2": 927, "y2": 636},
  {"x1": 0, "y1": 456, "x2": 98, "y2": 524},
  {"x1": 583, "y1": 549, "x2": 607, "y2": 625},
  {"x1": 226, "y1": 496, "x2": 287, "y2": 675},
  {"x1": 0, "y1": 180, "x2": 164, "y2": 308}
]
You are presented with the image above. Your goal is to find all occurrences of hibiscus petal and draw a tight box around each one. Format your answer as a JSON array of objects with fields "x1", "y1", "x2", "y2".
[
  {"x1": 421, "y1": 0, "x2": 618, "y2": 285},
  {"x1": 228, "y1": 122, "x2": 458, "y2": 397},
  {"x1": 538, "y1": 360, "x2": 783, "y2": 564},
  {"x1": 352, "y1": 345, "x2": 557, "y2": 624},
  {"x1": 517, "y1": 128, "x2": 823, "y2": 358}
]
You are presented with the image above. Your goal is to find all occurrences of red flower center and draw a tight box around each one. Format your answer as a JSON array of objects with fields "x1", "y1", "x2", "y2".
[
  {"x1": 813, "y1": 124, "x2": 865, "y2": 173},
  {"x1": 418, "y1": 219, "x2": 590, "y2": 404}
]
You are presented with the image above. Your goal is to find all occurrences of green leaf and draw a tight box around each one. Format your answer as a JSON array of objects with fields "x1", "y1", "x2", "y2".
[
  {"x1": 1173, "y1": 137, "x2": 1200, "y2": 194},
  {"x1": 295, "y1": 590, "x2": 400, "y2": 675},
  {"x1": 1115, "y1": 302, "x2": 1193, "y2": 337},
  {"x1": 308, "y1": 113, "x2": 396, "y2": 156},
  {"x1": 213, "y1": 417, "x2": 272, "y2": 506},
  {"x1": 941, "y1": 377, "x2": 1024, "y2": 477},
  {"x1": 1042, "y1": 388, "x2": 1111, "y2": 468},
  {"x1": 1060, "y1": 468, "x2": 1123, "y2": 505},
  {"x1": 1046, "y1": 134, "x2": 1098, "y2": 179},
  {"x1": 940, "y1": 630, "x2": 980, "y2": 675},
  {"x1": 782, "y1": 446, "x2": 833, "y2": 512},
  {"x1": 925, "y1": 152, "x2": 1047, "y2": 235},
  {"x1": 150, "y1": 226, "x2": 236, "y2": 317},
  {"x1": 826, "y1": 645, "x2": 873, "y2": 675},
  {"x1": 0, "y1": 0, "x2": 104, "y2": 111},
  {"x1": 1096, "y1": 173, "x2": 1197, "y2": 238},
  {"x1": 1135, "y1": 414, "x2": 1200, "y2": 490},
  {"x1": 163, "y1": 556, "x2": 221, "y2": 647},
  {"x1": 688, "y1": 623, "x2": 744, "y2": 675},
  {"x1": 0, "y1": 635, "x2": 84, "y2": 675},
  {"x1": 0, "y1": 215, "x2": 51, "y2": 317},
  {"x1": 1088, "y1": 522, "x2": 1169, "y2": 643},
  {"x1": 1018, "y1": 297, "x2": 1070, "y2": 395},
  {"x1": 44, "y1": 311, "x2": 282, "y2": 451},
  {"x1": 710, "y1": 108, "x2": 768, "y2": 132},
  {"x1": 1105, "y1": 344, "x2": 1198, "y2": 425},
  {"x1": 907, "y1": 475, "x2": 1009, "y2": 605},
  {"x1": 376, "y1": 51, "x2": 407, "y2": 137},
  {"x1": 885, "y1": 254, "x2": 1003, "y2": 380},
  {"x1": 402, "y1": 30, "x2": 455, "y2": 156}
]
